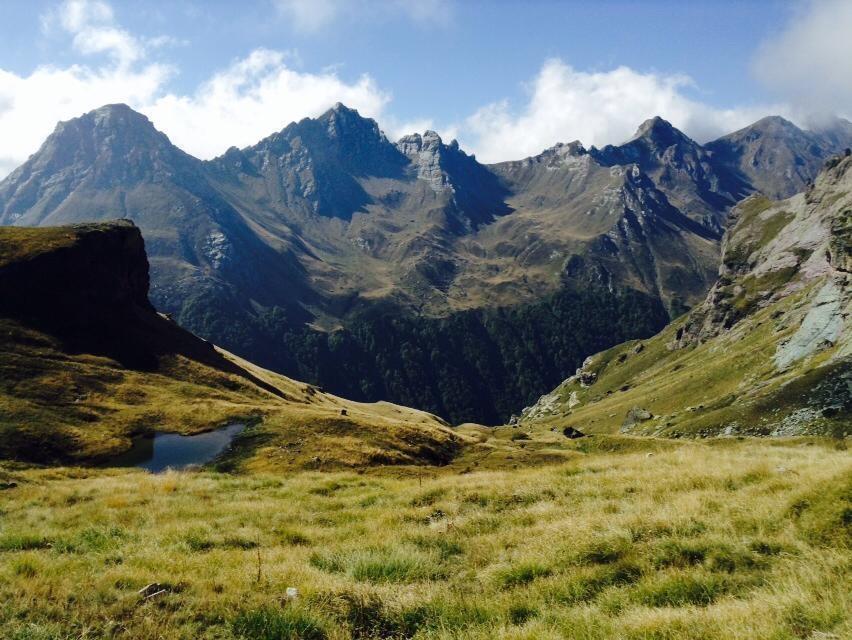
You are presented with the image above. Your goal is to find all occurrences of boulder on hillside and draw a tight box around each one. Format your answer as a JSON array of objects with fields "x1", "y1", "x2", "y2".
[
  {"x1": 621, "y1": 407, "x2": 653, "y2": 432},
  {"x1": 579, "y1": 371, "x2": 598, "y2": 386}
]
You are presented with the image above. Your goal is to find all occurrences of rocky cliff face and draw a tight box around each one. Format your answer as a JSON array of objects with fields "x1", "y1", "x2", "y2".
[
  {"x1": 0, "y1": 220, "x2": 225, "y2": 369},
  {"x1": 0, "y1": 220, "x2": 151, "y2": 319},
  {"x1": 672, "y1": 153, "x2": 852, "y2": 349}
]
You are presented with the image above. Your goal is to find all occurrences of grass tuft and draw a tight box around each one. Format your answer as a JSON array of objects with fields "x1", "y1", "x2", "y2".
[
  {"x1": 232, "y1": 606, "x2": 327, "y2": 640},
  {"x1": 497, "y1": 562, "x2": 552, "y2": 589}
]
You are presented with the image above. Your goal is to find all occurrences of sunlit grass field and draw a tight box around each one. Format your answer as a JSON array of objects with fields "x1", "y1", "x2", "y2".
[{"x1": 1, "y1": 437, "x2": 849, "y2": 639}]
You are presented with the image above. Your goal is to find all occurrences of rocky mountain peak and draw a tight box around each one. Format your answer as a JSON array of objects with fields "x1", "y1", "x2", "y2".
[
  {"x1": 810, "y1": 116, "x2": 852, "y2": 151},
  {"x1": 394, "y1": 128, "x2": 510, "y2": 229},
  {"x1": 0, "y1": 104, "x2": 201, "y2": 225},
  {"x1": 749, "y1": 115, "x2": 800, "y2": 133},
  {"x1": 630, "y1": 116, "x2": 690, "y2": 147},
  {"x1": 397, "y1": 130, "x2": 466, "y2": 193},
  {"x1": 396, "y1": 130, "x2": 444, "y2": 156},
  {"x1": 49, "y1": 104, "x2": 175, "y2": 155},
  {"x1": 541, "y1": 140, "x2": 588, "y2": 161},
  {"x1": 591, "y1": 117, "x2": 739, "y2": 233},
  {"x1": 220, "y1": 103, "x2": 408, "y2": 220},
  {"x1": 706, "y1": 115, "x2": 852, "y2": 201},
  {"x1": 595, "y1": 116, "x2": 702, "y2": 165},
  {"x1": 317, "y1": 102, "x2": 387, "y2": 143},
  {"x1": 89, "y1": 103, "x2": 154, "y2": 128}
]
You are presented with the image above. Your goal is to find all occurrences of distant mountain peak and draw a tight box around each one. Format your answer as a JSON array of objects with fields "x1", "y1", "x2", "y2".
[
  {"x1": 753, "y1": 114, "x2": 797, "y2": 128},
  {"x1": 317, "y1": 102, "x2": 379, "y2": 129},
  {"x1": 53, "y1": 103, "x2": 159, "y2": 138},
  {"x1": 396, "y1": 130, "x2": 459, "y2": 193},
  {"x1": 397, "y1": 130, "x2": 444, "y2": 154},
  {"x1": 545, "y1": 140, "x2": 587, "y2": 157},
  {"x1": 90, "y1": 102, "x2": 142, "y2": 116},
  {"x1": 706, "y1": 113, "x2": 852, "y2": 200},
  {"x1": 631, "y1": 116, "x2": 692, "y2": 146},
  {"x1": 327, "y1": 101, "x2": 364, "y2": 116}
]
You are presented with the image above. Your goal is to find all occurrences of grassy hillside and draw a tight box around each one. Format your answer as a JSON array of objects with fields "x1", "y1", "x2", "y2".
[
  {"x1": 0, "y1": 437, "x2": 849, "y2": 639},
  {"x1": 0, "y1": 223, "x2": 460, "y2": 466},
  {"x1": 520, "y1": 156, "x2": 852, "y2": 436}
]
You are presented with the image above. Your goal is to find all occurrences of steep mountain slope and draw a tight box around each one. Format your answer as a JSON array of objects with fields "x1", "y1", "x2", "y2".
[
  {"x1": 205, "y1": 104, "x2": 512, "y2": 321},
  {"x1": 1, "y1": 104, "x2": 846, "y2": 425},
  {"x1": 0, "y1": 222, "x2": 460, "y2": 466},
  {"x1": 520, "y1": 154, "x2": 852, "y2": 436},
  {"x1": 489, "y1": 135, "x2": 721, "y2": 315},
  {"x1": 591, "y1": 117, "x2": 749, "y2": 232},
  {"x1": 706, "y1": 116, "x2": 852, "y2": 200}
]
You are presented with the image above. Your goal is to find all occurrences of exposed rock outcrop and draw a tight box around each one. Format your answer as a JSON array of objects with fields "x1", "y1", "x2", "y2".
[{"x1": 621, "y1": 407, "x2": 653, "y2": 432}]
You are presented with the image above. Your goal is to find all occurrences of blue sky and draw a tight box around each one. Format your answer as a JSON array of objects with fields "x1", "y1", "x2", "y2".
[{"x1": 0, "y1": 1, "x2": 849, "y2": 176}]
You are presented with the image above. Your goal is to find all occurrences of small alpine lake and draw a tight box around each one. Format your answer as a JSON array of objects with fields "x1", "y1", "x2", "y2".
[{"x1": 108, "y1": 422, "x2": 246, "y2": 473}]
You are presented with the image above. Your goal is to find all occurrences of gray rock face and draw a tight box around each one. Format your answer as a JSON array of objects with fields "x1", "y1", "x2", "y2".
[
  {"x1": 621, "y1": 406, "x2": 653, "y2": 432},
  {"x1": 396, "y1": 131, "x2": 451, "y2": 192},
  {"x1": 775, "y1": 280, "x2": 845, "y2": 369},
  {"x1": 672, "y1": 154, "x2": 852, "y2": 352}
]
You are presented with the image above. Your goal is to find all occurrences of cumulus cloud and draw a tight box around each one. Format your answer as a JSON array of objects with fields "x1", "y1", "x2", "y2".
[
  {"x1": 43, "y1": 0, "x2": 144, "y2": 67},
  {"x1": 460, "y1": 59, "x2": 784, "y2": 163},
  {"x1": 752, "y1": 0, "x2": 852, "y2": 121},
  {"x1": 147, "y1": 49, "x2": 390, "y2": 158},
  {"x1": 0, "y1": 0, "x2": 394, "y2": 178},
  {"x1": 274, "y1": 0, "x2": 454, "y2": 32},
  {"x1": 0, "y1": 1, "x2": 171, "y2": 177}
]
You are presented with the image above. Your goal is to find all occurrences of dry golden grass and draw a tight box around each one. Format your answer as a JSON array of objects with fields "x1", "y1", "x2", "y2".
[
  {"x1": 0, "y1": 437, "x2": 849, "y2": 639},
  {"x1": 0, "y1": 226, "x2": 80, "y2": 267},
  {"x1": 0, "y1": 318, "x2": 458, "y2": 466}
]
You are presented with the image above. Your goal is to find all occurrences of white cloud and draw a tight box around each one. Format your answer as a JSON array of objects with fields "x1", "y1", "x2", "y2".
[
  {"x1": 0, "y1": 1, "x2": 394, "y2": 178},
  {"x1": 274, "y1": 0, "x2": 339, "y2": 32},
  {"x1": 273, "y1": 0, "x2": 454, "y2": 33},
  {"x1": 460, "y1": 59, "x2": 786, "y2": 163},
  {"x1": 147, "y1": 49, "x2": 391, "y2": 158},
  {"x1": 0, "y1": 61, "x2": 171, "y2": 178},
  {"x1": 55, "y1": 0, "x2": 112, "y2": 31},
  {"x1": 44, "y1": 0, "x2": 144, "y2": 67},
  {"x1": 752, "y1": 0, "x2": 852, "y2": 121}
]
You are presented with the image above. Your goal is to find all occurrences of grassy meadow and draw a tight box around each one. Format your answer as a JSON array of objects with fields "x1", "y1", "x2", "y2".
[{"x1": 1, "y1": 436, "x2": 850, "y2": 639}]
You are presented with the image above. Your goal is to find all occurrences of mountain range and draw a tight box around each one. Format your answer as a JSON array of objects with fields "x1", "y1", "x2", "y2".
[{"x1": 2, "y1": 103, "x2": 850, "y2": 424}]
